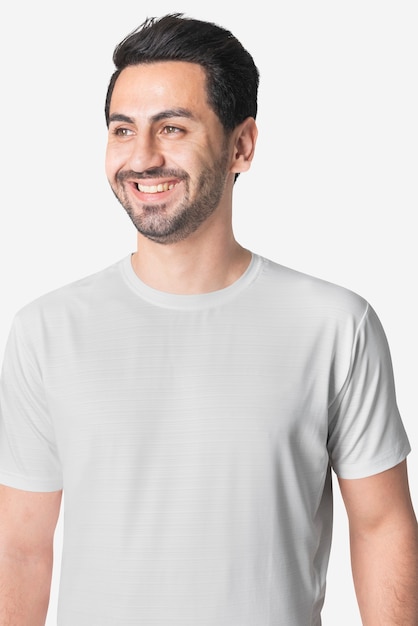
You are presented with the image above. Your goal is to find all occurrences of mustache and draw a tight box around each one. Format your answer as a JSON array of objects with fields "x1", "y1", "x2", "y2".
[{"x1": 116, "y1": 168, "x2": 188, "y2": 182}]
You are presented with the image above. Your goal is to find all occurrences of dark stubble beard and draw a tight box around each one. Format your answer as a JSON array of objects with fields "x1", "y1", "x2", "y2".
[{"x1": 111, "y1": 148, "x2": 230, "y2": 245}]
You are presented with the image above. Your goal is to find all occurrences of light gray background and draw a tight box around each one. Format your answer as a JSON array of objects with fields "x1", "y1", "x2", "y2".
[{"x1": 0, "y1": 2, "x2": 416, "y2": 624}]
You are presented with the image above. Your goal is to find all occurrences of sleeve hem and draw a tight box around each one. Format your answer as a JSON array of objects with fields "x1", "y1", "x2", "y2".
[
  {"x1": 332, "y1": 444, "x2": 411, "y2": 480},
  {"x1": 0, "y1": 470, "x2": 63, "y2": 492}
]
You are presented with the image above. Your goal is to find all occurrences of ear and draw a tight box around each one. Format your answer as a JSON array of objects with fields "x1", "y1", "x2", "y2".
[{"x1": 230, "y1": 117, "x2": 258, "y2": 175}]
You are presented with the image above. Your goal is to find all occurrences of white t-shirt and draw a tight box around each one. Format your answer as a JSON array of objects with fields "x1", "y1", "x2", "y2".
[{"x1": 0, "y1": 253, "x2": 410, "y2": 625}]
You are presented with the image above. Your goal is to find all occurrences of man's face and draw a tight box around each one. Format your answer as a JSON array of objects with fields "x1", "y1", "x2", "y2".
[{"x1": 105, "y1": 61, "x2": 232, "y2": 245}]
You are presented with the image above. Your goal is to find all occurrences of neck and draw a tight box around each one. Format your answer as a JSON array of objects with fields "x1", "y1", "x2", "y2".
[{"x1": 131, "y1": 229, "x2": 251, "y2": 295}]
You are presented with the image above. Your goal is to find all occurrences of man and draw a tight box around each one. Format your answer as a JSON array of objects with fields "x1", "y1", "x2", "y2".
[{"x1": 0, "y1": 13, "x2": 417, "y2": 625}]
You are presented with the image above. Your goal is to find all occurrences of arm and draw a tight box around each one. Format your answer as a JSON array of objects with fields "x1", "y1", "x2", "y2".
[
  {"x1": 339, "y1": 460, "x2": 418, "y2": 625},
  {"x1": 0, "y1": 485, "x2": 62, "y2": 626}
]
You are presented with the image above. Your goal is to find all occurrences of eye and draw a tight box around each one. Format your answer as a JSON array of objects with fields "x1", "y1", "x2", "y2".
[
  {"x1": 112, "y1": 127, "x2": 134, "y2": 137},
  {"x1": 162, "y1": 125, "x2": 182, "y2": 135}
]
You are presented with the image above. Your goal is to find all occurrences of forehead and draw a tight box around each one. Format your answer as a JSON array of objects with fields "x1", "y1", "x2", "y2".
[{"x1": 109, "y1": 61, "x2": 211, "y2": 115}]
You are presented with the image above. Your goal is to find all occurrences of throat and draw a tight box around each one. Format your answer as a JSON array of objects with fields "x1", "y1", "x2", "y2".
[{"x1": 131, "y1": 244, "x2": 252, "y2": 295}]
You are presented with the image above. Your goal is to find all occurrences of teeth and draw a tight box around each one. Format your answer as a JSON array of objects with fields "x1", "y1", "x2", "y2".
[{"x1": 137, "y1": 182, "x2": 176, "y2": 193}]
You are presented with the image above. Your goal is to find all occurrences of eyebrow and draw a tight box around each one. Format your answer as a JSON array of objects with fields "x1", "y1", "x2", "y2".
[{"x1": 108, "y1": 108, "x2": 196, "y2": 125}]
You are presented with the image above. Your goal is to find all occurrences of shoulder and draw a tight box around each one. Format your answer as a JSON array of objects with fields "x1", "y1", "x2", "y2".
[
  {"x1": 254, "y1": 254, "x2": 369, "y2": 324},
  {"x1": 12, "y1": 256, "x2": 130, "y2": 333}
]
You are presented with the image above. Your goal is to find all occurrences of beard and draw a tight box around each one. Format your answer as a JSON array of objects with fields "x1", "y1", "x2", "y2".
[{"x1": 110, "y1": 150, "x2": 230, "y2": 245}]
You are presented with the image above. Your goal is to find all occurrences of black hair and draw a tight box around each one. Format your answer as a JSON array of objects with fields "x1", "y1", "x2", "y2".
[{"x1": 105, "y1": 13, "x2": 259, "y2": 133}]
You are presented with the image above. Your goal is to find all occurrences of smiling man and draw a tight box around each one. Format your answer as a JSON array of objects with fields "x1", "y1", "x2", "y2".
[
  {"x1": 106, "y1": 63, "x2": 236, "y2": 247},
  {"x1": 0, "y1": 13, "x2": 417, "y2": 626},
  {"x1": 105, "y1": 57, "x2": 256, "y2": 290}
]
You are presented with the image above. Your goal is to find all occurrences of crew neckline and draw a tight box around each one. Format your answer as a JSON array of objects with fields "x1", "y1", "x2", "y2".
[{"x1": 120, "y1": 252, "x2": 264, "y2": 310}]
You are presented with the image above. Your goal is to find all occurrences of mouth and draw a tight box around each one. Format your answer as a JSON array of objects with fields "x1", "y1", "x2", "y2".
[{"x1": 136, "y1": 181, "x2": 179, "y2": 194}]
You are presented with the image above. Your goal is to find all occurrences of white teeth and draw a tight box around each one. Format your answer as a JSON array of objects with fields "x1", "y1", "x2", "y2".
[{"x1": 137, "y1": 182, "x2": 176, "y2": 193}]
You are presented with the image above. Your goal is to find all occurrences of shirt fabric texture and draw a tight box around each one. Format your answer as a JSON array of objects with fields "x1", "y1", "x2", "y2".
[{"x1": 0, "y1": 253, "x2": 411, "y2": 625}]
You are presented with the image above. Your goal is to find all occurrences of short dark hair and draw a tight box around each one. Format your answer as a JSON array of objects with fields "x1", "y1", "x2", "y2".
[{"x1": 105, "y1": 13, "x2": 259, "y2": 132}]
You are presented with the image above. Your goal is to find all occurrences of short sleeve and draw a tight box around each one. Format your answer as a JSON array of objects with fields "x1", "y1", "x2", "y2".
[
  {"x1": 328, "y1": 304, "x2": 411, "y2": 479},
  {"x1": 0, "y1": 316, "x2": 63, "y2": 491}
]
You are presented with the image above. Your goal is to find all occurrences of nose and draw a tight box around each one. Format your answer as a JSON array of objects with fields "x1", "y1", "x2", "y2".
[{"x1": 126, "y1": 132, "x2": 165, "y2": 173}]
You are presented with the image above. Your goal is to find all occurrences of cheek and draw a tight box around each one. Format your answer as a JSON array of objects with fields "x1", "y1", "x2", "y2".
[
  {"x1": 170, "y1": 146, "x2": 211, "y2": 179},
  {"x1": 105, "y1": 144, "x2": 127, "y2": 179}
]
